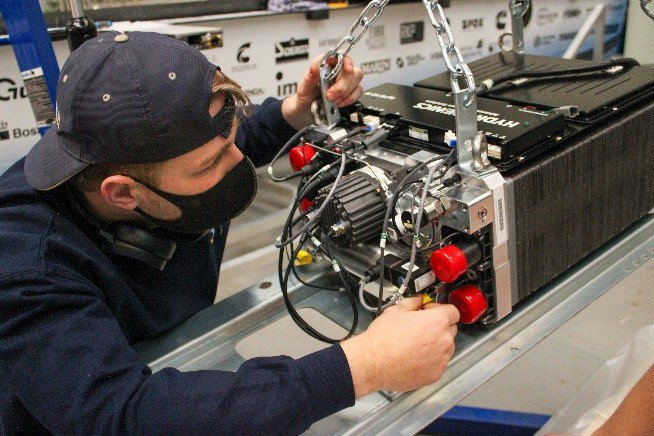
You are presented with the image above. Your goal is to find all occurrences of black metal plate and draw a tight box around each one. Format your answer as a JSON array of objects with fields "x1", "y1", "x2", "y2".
[
  {"x1": 414, "y1": 53, "x2": 654, "y2": 123},
  {"x1": 358, "y1": 83, "x2": 564, "y2": 163}
]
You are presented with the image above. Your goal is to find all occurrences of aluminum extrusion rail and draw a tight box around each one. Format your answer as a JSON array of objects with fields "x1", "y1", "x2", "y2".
[{"x1": 135, "y1": 213, "x2": 654, "y2": 434}]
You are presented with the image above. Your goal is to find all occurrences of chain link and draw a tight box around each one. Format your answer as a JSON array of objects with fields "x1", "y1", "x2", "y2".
[
  {"x1": 321, "y1": 0, "x2": 390, "y2": 81},
  {"x1": 643, "y1": 0, "x2": 654, "y2": 21},
  {"x1": 422, "y1": 0, "x2": 475, "y2": 99},
  {"x1": 509, "y1": 0, "x2": 530, "y2": 18}
]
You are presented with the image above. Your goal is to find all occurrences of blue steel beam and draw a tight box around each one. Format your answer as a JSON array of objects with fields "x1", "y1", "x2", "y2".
[
  {"x1": 0, "y1": 0, "x2": 60, "y2": 135},
  {"x1": 424, "y1": 406, "x2": 550, "y2": 435}
]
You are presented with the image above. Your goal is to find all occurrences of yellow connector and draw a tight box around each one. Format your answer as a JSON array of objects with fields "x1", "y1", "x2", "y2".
[
  {"x1": 328, "y1": 2, "x2": 350, "y2": 9},
  {"x1": 294, "y1": 249, "x2": 314, "y2": 266},
  {"x1": 422, "y1": 293, "x2": 434, "y2": 305}
]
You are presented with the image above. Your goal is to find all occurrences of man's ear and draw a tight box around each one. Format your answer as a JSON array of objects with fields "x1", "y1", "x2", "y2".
[{"x1": 99, "y1": 175, "x2": 139, "y2": 210}]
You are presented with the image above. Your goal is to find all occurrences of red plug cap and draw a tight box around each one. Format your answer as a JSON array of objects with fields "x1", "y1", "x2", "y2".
[
  {"x1": 289, "y1": 144, "x2": 316, "y2": 172},
  {"x1": 430, "y1": 244, "x2": 468, "y2": 283},
  {"x1": 448, "y1": 285, "x2": 487, "y2": 324},
  {"x1": 299, "y1": 198, "x2": 314, "y2": 212}
]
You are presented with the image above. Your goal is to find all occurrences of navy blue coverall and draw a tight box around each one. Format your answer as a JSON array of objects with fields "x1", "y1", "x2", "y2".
[{"x1": 0, "y1": 98, "x2": 355, "y2": 435}]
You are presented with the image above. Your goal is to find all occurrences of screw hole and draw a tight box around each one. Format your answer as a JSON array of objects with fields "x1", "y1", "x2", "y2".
[{"x1": 259, "y1": 281, "x2": 272, "y2": 289}]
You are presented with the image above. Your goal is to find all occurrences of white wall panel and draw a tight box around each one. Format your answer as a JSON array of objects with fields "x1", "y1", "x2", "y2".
[{"x1": 0, "y1": 0, "x2": 628, "y2": 168}]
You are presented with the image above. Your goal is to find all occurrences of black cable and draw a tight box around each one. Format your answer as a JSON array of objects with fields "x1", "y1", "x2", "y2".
[
  {"x1": 389, "y1": 150, "x2": 457, "y2": 237},
  {"x1": 275, "y1": 128, "x2": 366, "y2": 249},
  {"x1": 477, "y1": 57, "x2": 640, "y2": 95},
  {"x1": 377, "y1": 149, "x2": 456, "y2": 315},
  {"x1": 276, "y1": 169, "x2": 358, "y2": 343},
  {"x1": 268, "y1": 125, "x2": 316, "y2": 182},
  {"x1": 279, "y1": 230, "x2": 358, "y2": 343}
]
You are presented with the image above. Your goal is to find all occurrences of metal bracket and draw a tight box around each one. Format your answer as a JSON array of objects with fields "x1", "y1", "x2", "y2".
[
  {"x1": 451, "y1": 71, "x2": 491, "y2": 175},
  {"x1": 311, "y1": 65, "x2": 341, "y2": 129},
  {"x1": 509, "y1": 0, "x2": 530, "y2": 55},
  {"x1": 563, "y1": 3, "x2": 606, "y2": 62}
]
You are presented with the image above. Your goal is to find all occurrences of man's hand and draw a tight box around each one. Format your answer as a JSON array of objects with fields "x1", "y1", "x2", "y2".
[
  {"x1": 340, "y1": 296, "x2": 460, "y2": 398},
  {"x1": 281, "y1": 54, "x2": 364, "y2": 130}
]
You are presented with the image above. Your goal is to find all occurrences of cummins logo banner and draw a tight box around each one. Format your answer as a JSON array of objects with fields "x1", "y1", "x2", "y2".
[{"x1": 275, "y1": 38, "x2": 310, "y2": 63}]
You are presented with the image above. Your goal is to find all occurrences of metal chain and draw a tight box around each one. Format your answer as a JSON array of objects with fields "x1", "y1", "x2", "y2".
[
  {"x1": 643, "y1": 0, "x2": 654, "y2": 21},
  {"x1": 509, "y1": 0, "x2": 530, "y2": 18},
  {"x1": 422, "y1": 0, "x2": 476, "y2": 102},
  {"x1": 321, "y1": 0, "x2": 390, "y2": 81}
]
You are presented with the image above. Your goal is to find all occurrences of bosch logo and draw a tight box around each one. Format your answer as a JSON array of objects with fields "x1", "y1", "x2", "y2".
[
  {"x1": 0, "y1": 78, "x2": 27, "y2": 101},
  {"x1": 462, "y1": 18, "x2": 483, "y2": 31},
  {"x1": 237, "y1": 43, "x2": 251, "y2": 63}
]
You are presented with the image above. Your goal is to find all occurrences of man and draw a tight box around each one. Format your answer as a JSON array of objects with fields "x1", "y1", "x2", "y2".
[{"x1": 0, "y1": 32, "x2": 459, "y2": 434}]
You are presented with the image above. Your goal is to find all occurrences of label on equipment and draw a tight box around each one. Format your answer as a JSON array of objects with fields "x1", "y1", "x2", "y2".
[
  {"x1": 414, "y1": 271, "x2": 436, "y2": 292},
  {"x1": 488, "y1": 144, "x2": 502, "y2": 159},
  {"x1": 21, "y1": 68, "x2": 55, "y2": 128},
  {"x1": 400, "y1": 261, "x2": 420, "y2": 272},
  {"x1": 408, "y1": 125, "x2": 429, "y2": 141}
]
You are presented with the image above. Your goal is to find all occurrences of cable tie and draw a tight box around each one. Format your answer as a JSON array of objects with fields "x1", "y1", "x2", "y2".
[{"x1": 481, "y1": 78, "x2": 494, "y2": 91}]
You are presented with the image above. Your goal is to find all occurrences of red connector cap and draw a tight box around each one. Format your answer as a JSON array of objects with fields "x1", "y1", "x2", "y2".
[
  {"x1": 289, "y1": 144, "x2": 316, "y2": 172},
  {"x1": 448, "y1": 285, "x2": 487, "y2": 324},
  {"x1": 430, "y1": 244, "x2": 468, "y2": 283},
  {"x1": 299, "y1": 198, "x2": 314, "y2": 212}
]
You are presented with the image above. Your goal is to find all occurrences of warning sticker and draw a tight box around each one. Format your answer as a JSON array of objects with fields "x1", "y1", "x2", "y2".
[
  {"x1": 414, "y1": 271, "x2": 436, "y2": 292},
  {"x1": 408, "y1": 125, "x2": 429, "y2": 141},
  {"x1": 21, "y1": 68, "x2": 55, "y2": 129}
]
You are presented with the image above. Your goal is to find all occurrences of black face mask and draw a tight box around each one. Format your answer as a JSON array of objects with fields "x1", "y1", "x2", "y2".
[{"x1": 134, "y1": 156, "x2": 258, "y2": 234}]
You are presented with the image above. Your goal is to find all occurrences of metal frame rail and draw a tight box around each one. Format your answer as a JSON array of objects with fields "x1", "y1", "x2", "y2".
[
  {"x1": 0, "y1": 0, "x2": 59, "y2": 135},
  {"x1": 135, "y1": 214, "x2": 654, "y2": 435}
]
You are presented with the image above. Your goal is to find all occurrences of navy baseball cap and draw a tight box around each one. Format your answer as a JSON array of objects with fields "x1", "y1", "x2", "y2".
[{"x1": 25, "y1": 31, "x2": 224, "y2": 191}]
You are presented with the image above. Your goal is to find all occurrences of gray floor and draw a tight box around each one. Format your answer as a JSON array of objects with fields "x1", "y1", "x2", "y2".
[
  {"x1": 217, "y1": 169, "x2": 654, "y2": 421},
  {"x1": 459, "y1": 256, "x2": 654, "y2": 416}
]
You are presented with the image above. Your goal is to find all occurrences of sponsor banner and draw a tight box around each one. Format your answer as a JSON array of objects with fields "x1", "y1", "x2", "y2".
[
  {"x1": 0, "y1": 0, "x2": 629, "y2": 162},
  {"x1": 361, "y1": 58, "x2": 392, "y2": 75},
  {"x1": 274, "y1": 38, "x2": 309, "y2": 63},
  {"x1": 365, "y1": 24, "x2": 386, "y2": 50},
  {"x1": 400, "y1": 21, "x2": 424, "y2": 44}
]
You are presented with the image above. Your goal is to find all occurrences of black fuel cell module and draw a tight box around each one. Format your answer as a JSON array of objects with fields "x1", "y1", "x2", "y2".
[
  {"x1": 415, "y1": 52, "x2": 654, "y2": 124},
  {"x1": 357, "y1": 83, "x2": 565, "y2": 168}
]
